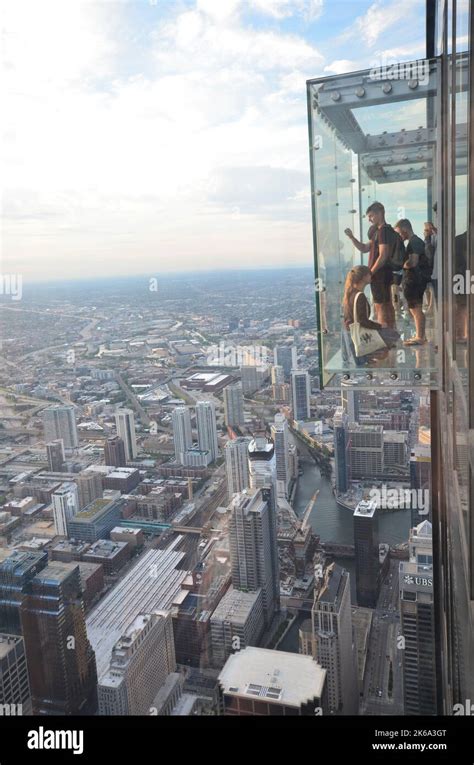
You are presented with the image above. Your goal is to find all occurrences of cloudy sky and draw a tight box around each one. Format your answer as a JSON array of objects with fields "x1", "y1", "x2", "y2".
[{"x1": 2, "y1": 0, "x2": 426, "y2": 282}]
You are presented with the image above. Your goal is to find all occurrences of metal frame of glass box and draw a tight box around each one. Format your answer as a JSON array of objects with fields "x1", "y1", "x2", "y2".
[{"x1": 307, "y1": 56, "x2": 469, "y2": 390}]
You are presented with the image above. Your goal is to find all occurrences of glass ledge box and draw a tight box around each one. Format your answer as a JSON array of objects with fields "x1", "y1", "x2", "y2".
[{"x1": 307, "y1": 56, "x2": 468, "y2": 388}]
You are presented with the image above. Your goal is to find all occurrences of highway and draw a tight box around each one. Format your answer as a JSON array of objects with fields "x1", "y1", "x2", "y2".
[{"x1": 361, "y1": 558, "x2": 404, "y2": 715}]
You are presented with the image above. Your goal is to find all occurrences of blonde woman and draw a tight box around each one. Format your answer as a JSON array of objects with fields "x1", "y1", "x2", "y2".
[{"x1": 342, "y1": 266, "x2": 399, "y2": 365}]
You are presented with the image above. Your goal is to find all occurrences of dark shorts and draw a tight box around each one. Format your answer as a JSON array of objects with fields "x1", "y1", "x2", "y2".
[
  {"x1": 371, "y1": 267, "x2": 393, "y2": 304},
  {"x1": 403, "y1": 271, "x2": 428, "y2": 308}
]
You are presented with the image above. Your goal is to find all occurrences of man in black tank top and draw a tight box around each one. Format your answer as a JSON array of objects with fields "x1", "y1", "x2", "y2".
[
  {"x1": 394, "y1": 219, "x2": 428, "y2": 345},
  {"x1": 366, "y1": 202, "x2": 397, "y2": 329}
]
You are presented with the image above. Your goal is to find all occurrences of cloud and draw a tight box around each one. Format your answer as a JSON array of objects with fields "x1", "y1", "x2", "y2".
[
  {"x1": 323, "y1": 59, "x2": 358, "y2": 75},
  {"x1": 209, "y1": 165, "x2": 309, "y2": 215},
  {"x1": 153, "y1": 9, "x2": 324, "y2": 74},
  {"x1": 246, "y1": 0, "x2": 324, "y2": 20},
  {"x1": 339, "y1": 0, "x2": 424, "y2": 48}
]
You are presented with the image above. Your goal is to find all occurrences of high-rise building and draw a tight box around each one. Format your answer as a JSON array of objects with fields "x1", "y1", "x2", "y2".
[
  {"x1": 272, "y1": 382, "x2": 290, "y2": 404},
  {"x1": 20, "y1": 561, "x2": 98, "y2": 714},
  {"x1": 399, "y1": 520, "x2": 437, "y2": 715},
  {"x1": 225, "y1": 437, "x2": 250, "y2": 499},
  {"x1": 353, "y1": 499, "x2": 380, "y2": 608},
  {"x1": 410, "y1": 444, "x2": 431, "y2": 525},
  {"x1": 42, "y1": 405, "x2": 78, "y2": 449},
  {"x1": 98, "y1": 611, "x2": 176, "y2": 715},
  {"x1": 115, "y1": 409, "x2": 137, "y2": 462},
  {"x1": 76, "y1": 471, "x2": 103, "y2": 510},
  {"x1": 0, "y1": 552, "x2": 48, "y2": 636},
  {"x1": 0, "y1": 634, "x2": 32, "y2": 715},
  {"x1": 291, "y1": 370, "x2": 311, "y2": 421},
  {"x1": 223, "y1": 383, "x2": 245, "y2": 429},
  {"x1": 271, "y1": 414, "x2": 291, "y2": 500},
  {"x1": 348, "y1": 424, "x2": 384, "y2": 479},
  {"x1": 210, "y1": 588, "x2": 264, "y2": 669},
  {"x1": 196, "y1": 401, "x2": 219, "y2": 463},
  {"x1": 383, "y1": 431, "x2": 409, "y2": 475},
  {"x1": 240, "y1": 366, "x2": 259, "y2": 395},
  {"x1": 171, "y1": 406, "x2": 192, "y2": 465},
  {"x1": 310, "y1": 562, "x2": 359, "y2": 715},
  {"x1": 229, "y1": 487, "x2": 279, "y2": 625},
  {"x1": 104, "y1": 436, "x2": 126, "y2": 467},
  {"x1": 66, "y1": 496, "x2": 125, "y2": 543},
  {"x1": 46, "y1": 440, "x2": 65, "y2": 472},
  {"x1": 274, "y1": 345, "x2": 297, "y2": 380},
  {"x1": 271, "y1": 365, "x2": 284, "y2": 385},
  {"x1": 218, "y1": 647, "x2": 327, "y2": 715},
  {"x1": 52, "y1": 482, "x2": 79, "y2": 537},
  {"x1": 248, "y1": 435, "x2": 275, "y2": 492},
  {"x1": 341, "y1": 382, "x2": 360, "y2": 424},
  {"x1": 333, "y1": 407, "x2": 349, "y2": 493},
  {"x1": 182, "y1": 446, "x2": 211, "y2": 467}
]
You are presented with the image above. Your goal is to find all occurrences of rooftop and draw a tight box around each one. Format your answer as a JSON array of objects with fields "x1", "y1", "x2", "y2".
[
  {"x1": 211, "y1": 587, "x2": 262, "y2": 624},
  {"x1": 354, "y1": 499, "x2": 378, "y2": 518},
  {"x1": 219, "y1": 647, "x2": 326, "y2": 706},
  {"x1": 0, "y1": 634, "x2": 23, "y2": 660},
  {"x1": 86, "y1": 537, "x2": 187, "y2": 679}
]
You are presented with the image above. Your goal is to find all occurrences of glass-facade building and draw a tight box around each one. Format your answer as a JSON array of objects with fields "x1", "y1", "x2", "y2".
[{"x1": 308, "y1": 0, "x2": 473, "y2": 712}]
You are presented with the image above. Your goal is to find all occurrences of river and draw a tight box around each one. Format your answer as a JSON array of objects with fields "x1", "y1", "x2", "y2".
[
  {"x1": 293, "y1": 457, "x2": 411, "y2": 547},
  {"x1": 278, "y1": 456, "x2": 411, "y2": 654}
]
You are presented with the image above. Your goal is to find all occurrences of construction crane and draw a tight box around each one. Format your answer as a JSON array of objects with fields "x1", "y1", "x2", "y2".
[{"x1": 300, "y1": 489, "x2": 319, "y2": 530}]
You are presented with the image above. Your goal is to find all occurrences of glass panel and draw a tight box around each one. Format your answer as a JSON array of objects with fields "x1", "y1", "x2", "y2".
[
  {"x1": 308, "y1": 61, "x2": 440, "y2": 387},
  {"x1": 310, "y1": 107, "x2": 357, "y2": 384},
  {"x1": 453, "y1": 23, "x2": 470, "y2": 390}
]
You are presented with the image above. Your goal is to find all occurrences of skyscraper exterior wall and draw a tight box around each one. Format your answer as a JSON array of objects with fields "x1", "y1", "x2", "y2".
[
  {"x1": 98, "y1": 611, "x2": 176, "y2": 716},
  {"x1": 104, "y1": 436, "x2": 126, "y2": 467},
  {"x1": 274, "y1": 345, "x2": 297, "y2": 380},
  {"x1": 52, "y1": 482, "x2": 79, "y2": 537},
  {"x1": 225, "y1": 437, "x2": 250, "y2": 499},
  {"x1": 248, "y1": 436, "x2": 276, "y2": 493},
  {"x1": 348, "y1": 424, "x2": 384, "y2": 479},
  {"x1": 271, "y1": 364, "x2": 285, "y2": 385},
  {"x1": 43, "y1": 405, "x2": 78, "y2": 449},
  {"x1": 399, "y1": 520, "x2": 437, "y2": 715},
  {"x1": 46, "y1": 439, "x2": 65, "y2": 472},
  {"x1": 427, "y1": 1, "x2": 474, "y2": 711},
  {"x1": 228, "y1": 487, "x2": 279, "y2": 626},
  {"x1": 271, "y1": 414, "x2": 291, "y2": 500},
  {"x1": 353, "y1": 500, "x2": 380, "y2": 609},
  {"x1": 240, "y1": 365, "x2": 259, "y2": 395},
  {"x1": 0, "y1": 551, "x2": 49, "y2": 636},
  {"x1": 0, "y1": 634, "x2": 32, "y2": 715},
  {"x1": 76, "y1": 471, "x2": 103, "y2": 510},
  {"x1": 291, "y1": 370, "x2": 311, "y2": 421},
  {"x1": 333, "y1": 407, "x2": 349, "y2": 493},
  {"x1": 383, "y1": 431, "x2": 409, "y2": 474},
  {"x1": 171, "y1": 406, "x2": 192, "y2": 464},
  {"x1": 196, "y1": 400, "x2": 219, "y2": 463},
  {"x1": 19, "y1": 562, "x2": 98, "y2": 715},
  {"x1": 115, "y1": 409, "x2": 137, "y2": 462},
  {"x1": 210, "y1": 588, "x2": 264, "y2": 669},
  {"x1": 341, "y1": 383, "x2": 359, "y2": 424},
  {"x1": 311, "y1": 562, "x2": 359, "y2": 715},
  {"x1": 223, "y1": 383, "x2": 245, "y2": 429}
]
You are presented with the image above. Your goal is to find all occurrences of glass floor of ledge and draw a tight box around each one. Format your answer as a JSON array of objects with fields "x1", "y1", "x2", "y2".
[{"x1": 324, "y1": 293, "x2": 439, "y2": 374}]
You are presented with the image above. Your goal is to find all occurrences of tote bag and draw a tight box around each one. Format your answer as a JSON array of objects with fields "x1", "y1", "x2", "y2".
[{"x1": 349, "y1": 292, "x2": 387, "y2": 357}]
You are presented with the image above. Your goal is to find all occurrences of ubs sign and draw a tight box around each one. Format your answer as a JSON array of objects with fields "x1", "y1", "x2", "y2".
[{"x1": 403, "y1": 574, "x2": 433, "y2": 588}]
